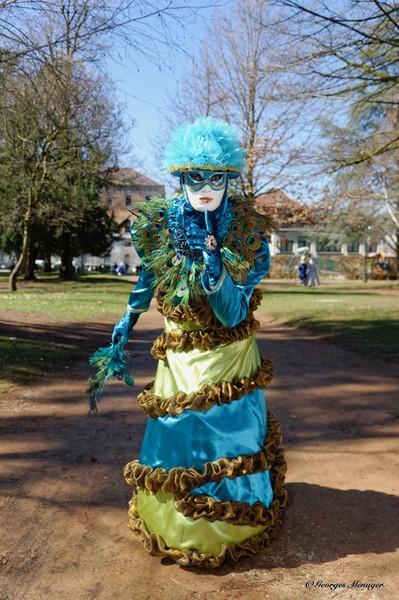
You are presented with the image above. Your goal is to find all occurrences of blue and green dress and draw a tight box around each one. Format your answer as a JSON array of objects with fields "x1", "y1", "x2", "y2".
[{"x1": 123, "y1": 196, "x2": 287, "y2": 568}]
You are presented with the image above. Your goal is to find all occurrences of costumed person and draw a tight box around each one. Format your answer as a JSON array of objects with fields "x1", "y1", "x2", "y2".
[
  {"x1": 88, "y1": 117, "x2": 287, "y2": 569},
  {"x1": 298, "y1": 255, "x2": 307, "y2": 286},
  {"x1": 307, "y1": 255, "x2": 319, "y2": 287}
]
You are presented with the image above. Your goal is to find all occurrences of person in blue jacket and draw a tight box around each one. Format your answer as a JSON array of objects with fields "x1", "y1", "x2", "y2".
[
  {"x1": 298, "y1": 255, "x2": 308, "y2": 286},
  {"x1": 91, "y1": 117, "x2": 287, "y2": 568}
]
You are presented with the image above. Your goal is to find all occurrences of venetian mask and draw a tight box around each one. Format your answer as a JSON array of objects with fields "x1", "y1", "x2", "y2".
[{"x1": 182, "y1": 170, "x2": 228, "y2": 212}]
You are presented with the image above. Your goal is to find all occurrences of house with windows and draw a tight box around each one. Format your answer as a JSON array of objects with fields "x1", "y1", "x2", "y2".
[
  {"x1": 82, "y1": 168, "x2": 165, "y2": 272},
  {"x1": 255, "y1": 189, "x2": 395, "y2": 278},
  {"x1": 80, "y1": 180, "x2": 395, "y2": 277},
  {"x1": 256, "y1": 189, "x2": 390, "y2": 257}
]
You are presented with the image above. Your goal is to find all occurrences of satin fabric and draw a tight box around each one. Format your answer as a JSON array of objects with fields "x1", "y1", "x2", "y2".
[
  {"x1": 125, "y1": 217, "x2": 274, "y2": 555},
  {"x1": 136, "y1": 490, "x2": 266, "y2": 555},
  {"x1": 203, "y1": 236, "x2": 270, "y2": 327},
  {"x1": 153, "y1": 332, "x2": 261, "y2": 397},
  {"x1": 139, "y1": 388, "x2": 266, "y2": 468},
  {"x1": 192, "y1": 469, "x2": 274, "y2": 506},
  {"x1": 126, "y1": 266, "x2": 156, "y2": 311},
  {"x1": 140, "y1": 321, "x2": 274, "y2": 507}
]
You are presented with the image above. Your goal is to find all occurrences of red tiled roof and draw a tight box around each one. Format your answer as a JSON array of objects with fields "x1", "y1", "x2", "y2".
[
  {"x1": 107, "y1": 167, "x2": 164, "y2": 188},
  {"x1": 255, "y1": 189, "x2": 302, "y2": 216}
]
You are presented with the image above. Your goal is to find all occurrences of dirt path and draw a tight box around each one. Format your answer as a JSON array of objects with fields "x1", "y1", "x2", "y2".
[{"x1": 0, "y1": 301, "x2": 398, "y2": 600}]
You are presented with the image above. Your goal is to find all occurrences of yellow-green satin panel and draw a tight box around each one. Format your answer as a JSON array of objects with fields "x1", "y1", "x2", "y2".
[
  {"x1": 136, "y1": 490, "x2": 266, "y2": 555},
  {"x1": 153, "y1": 332, "x2": 261, "y2": 397},
  {"x1": 164, "y1": 318, "x2": 202, "y2": 332}
]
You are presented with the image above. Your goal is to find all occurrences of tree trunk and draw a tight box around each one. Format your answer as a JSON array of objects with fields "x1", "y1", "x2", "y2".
[
  {"x1": 44, "y1": 252, "x2": 52, "y2": 272},
  {"x1": 9, "y1": 253, "x2": 23, "y2": 292},
  {"x1": 9, "y1": 192, "x2": 34, "y2": 291},
  {"x1": 24, "y1": 241, "x2": 37, "y2": 281},
  {"x1": 59, "y1": 245, "x2": 76, "y2": 280}
]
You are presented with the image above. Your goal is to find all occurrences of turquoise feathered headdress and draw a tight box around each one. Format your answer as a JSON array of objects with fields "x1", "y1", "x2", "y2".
[{"x1": 163, "y1": 116, "x2": 245, "y2": 178}]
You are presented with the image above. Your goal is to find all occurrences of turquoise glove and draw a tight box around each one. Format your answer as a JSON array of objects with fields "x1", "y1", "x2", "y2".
[
  {"x1": 111, "y1": 310, "x2": 139, "y2": 345},
  {"x1": 203, "y1": 247, "x2": 223, "y2": 287},
  {"x1": 183, "y1": 209, "x2": 223, "y2": 286}
]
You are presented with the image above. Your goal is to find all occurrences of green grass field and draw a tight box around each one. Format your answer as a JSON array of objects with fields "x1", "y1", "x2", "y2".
[
  {"x1": 0, "y1": 274, "x2": 133, "y2": 389},
  {"x1": 0, "y1": 274, "x2": 398, "y2": 390},
  {"x1": 0, "y1": 274, "x2": 134, "y2": 320},
  {"x1": 259, "y1": 281, "x2": 399, "y2": 362}
]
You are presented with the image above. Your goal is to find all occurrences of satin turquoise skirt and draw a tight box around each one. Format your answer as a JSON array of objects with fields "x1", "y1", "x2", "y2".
[{"x1": 136, "y1": 330, "x2": 274, "y2": 550}]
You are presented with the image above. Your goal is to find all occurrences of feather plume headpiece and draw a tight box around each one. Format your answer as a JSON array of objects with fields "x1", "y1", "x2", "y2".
[{"x1": 163, "y1": 117, "x2": 245, "y2": 178}]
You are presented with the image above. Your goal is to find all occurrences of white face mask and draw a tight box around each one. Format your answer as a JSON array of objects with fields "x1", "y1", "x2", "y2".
[{"x1": 182, "y1": 170, "x2": 228, "y2": 212}]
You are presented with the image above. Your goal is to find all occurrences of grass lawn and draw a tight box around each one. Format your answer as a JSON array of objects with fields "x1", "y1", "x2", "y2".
[
  {"x1": 0, "y1": 274, "x2": 134, "y2": 389},
  {"x1": 0, "y1": 273, "x2": 134, "y2": 320},
  {"x1": 259, "y1": 280, "x2": 399, "y2": 363},
  {"x1": 0, "y1": 275, "x2": 398, "y2": 390}
]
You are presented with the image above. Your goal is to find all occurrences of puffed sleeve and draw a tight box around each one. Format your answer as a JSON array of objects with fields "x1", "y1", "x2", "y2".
[{"x1": 201, "y1": 235, "x2": 270, "y2": 327}]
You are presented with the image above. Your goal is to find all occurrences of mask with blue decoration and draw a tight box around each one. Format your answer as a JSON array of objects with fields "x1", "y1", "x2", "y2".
[{"x1": 163, "y1": 116, "x2": 245, "y2": 215}]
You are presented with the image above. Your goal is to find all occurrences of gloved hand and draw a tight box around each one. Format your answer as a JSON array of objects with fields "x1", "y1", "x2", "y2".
[
  {"x1": 111, "y1": 310, "x2": 139, "y2": 345},
  {"x1": 203, "y1": 245, "x2": 223, "y2": 287},
  {"x1": 183, "y1": 209, "x2": 223, "y2": 287}
]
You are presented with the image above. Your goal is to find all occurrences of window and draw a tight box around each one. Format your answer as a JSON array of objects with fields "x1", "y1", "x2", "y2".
[
  {"x1": 125, "y1": 194, "x2": 132, "y2": 206},
  {"x1": 280, "y1": 238, "x2": 293, "y2": 253},
  {"x1": 298, "y1": 237, "x2": 310, "y2": 248},
  {"x1": 367, "y1": 242, "x2": 377, "y2": 253},
  {"x1": 347, "y1": 242, "x2": 360, "y2": 253},
  {"x1": 316, "y1": 240, "x2": 341, "y2": 253}
]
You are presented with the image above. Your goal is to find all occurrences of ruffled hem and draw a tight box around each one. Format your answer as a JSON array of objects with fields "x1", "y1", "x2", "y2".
[
  {"x1": 156, "y1": 288, "x2": 263, "y2": 329},
  {"x1": 151, "y1": 317, "x2": 260, "y2": 360},
  {"x1": 124, "y1": 411, "x2": 282, "y2": 494},
  {"x1": 127, "y1": 492, "x2": 284, "y2": 569},
  {"x1": 137, "y1": 355, "x2": 274, "y2": 418}
]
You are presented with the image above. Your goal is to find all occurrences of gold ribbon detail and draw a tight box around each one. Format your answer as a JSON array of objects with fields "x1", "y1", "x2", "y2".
[
  {"x1": 151, "y1": 317, "x2": 260, "y2": 360},
  {"x1": 138, "y1": 355, "x2": 274, "y2": 418},
  {"x1": 124, "y1": 412, "x2": 282, "y2": 494}
]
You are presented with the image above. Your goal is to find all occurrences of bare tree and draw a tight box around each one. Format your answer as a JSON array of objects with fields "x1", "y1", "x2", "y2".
[
  {"x1": 0, "y1": 0, "x2": 225, "y2": 71},
  {"x1": 163, "y1": 0, "x2": 308, "y2": 198},
  {"x1": 1, "y1": 0, "x2": 227, "y2": 290},
  {"x1": 269, "y1": 0, "x2": 399, "y2": 163}
]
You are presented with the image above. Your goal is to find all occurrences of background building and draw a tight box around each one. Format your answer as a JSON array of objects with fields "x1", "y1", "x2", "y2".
[
  {"x1": 256, "y1": 189, "x2": 392, "y2": 258},
  {"x1": 82, "y1": 168, "x2": 165, "y2": 273}
]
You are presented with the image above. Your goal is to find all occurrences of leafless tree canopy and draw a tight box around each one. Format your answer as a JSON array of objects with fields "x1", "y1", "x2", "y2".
[
  {"x1": 0, "y1": 0, "x2": 225, "y2": 72},
  {"x1": 163, "y1": 0, "x2": 313, "y2": 198}
]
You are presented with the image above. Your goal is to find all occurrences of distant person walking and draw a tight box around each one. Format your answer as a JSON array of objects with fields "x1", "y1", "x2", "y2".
[
  {"x1": 298, "y1": 255, "x2": 307, "y2": 286},
  {"x1": 307, "y1": 256, "x2": 319, "y2": 287}
]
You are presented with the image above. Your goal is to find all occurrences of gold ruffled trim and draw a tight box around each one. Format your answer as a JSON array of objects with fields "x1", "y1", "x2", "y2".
[
  {"x1": 168, "y1": 163, "x2": 240, "y2": 175},
  {"x1": 138, "y1": 355, "x2": 274, "y2": 418},
  {"x1": 125, "y1": 427, "x2": 287, "y2": 568},
  {"x1": 172, "y1": 445, "x2": 287, "y2": 527},
  {"x1": 124, "y1": 412, "x2": 281, "y2": 494},
  {"x1": 151, "y1": 317, "x2": 260, "y2": 361},
  {"x1": 156, "y1": 288, "x2": 263, "y2": 329},
  {"x1": 127, "y1": 493, "x2": 284, "y2": 569}
]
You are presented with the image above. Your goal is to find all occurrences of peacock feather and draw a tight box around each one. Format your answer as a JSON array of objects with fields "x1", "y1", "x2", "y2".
[
  {"x1": 87, "y1": 341, "x2": 134, "y2": 414},
  {"x1": 130, "y1": 195, "x2": 275, "y2": 305}
]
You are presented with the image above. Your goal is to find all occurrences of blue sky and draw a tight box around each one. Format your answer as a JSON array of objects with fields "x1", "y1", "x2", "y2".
[
  {"x1": 108, "y1": 3, "x2": 232, "y2": 189},
  {"x1": 110, "y1": 57, "x2": 178, "y2": 183},
  {"x1": 105, "y1": 1, "x2": 330, "y2": 201}
]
